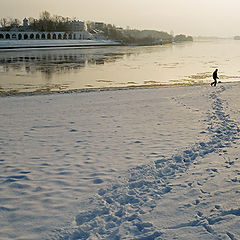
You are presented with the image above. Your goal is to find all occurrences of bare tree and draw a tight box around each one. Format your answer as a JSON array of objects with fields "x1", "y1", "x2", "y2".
[
  {"x1": 39, "y1": 11, "x2": 51, "y2": 21},
  {"x1": 7, "y1": 18, "x2": 20, "y2": 28},
  {"x1": 0, "y1": 18, "x2": 8, "y2": 27},
  {"x1": 28, "y1": 17, "x2": 35, "y2": 25},
  {"x1": 14, "y1": 18, "x2": 21, "y2": 27}
]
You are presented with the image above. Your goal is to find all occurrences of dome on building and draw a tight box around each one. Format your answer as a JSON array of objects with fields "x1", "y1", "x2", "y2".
[{"x1": 23, "y1": 18, "x2": 29, "y2": 27}]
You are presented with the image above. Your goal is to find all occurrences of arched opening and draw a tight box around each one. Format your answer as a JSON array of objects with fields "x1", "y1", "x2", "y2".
[
  {"x1": 73, "y1": 34, "x2": 76, "y2": 40},
  {"x1": 47, "y1": 33, "x2": 51, "y2": 39},
  {"x1": 41, "y1": 33, "x2": 46, "y2": 39},
  {"x1": 6, "y1": 34, "x2": 10, "y2": 39},
  {"x1": 53, "y1": 34, "x2": 56, "y2": 39},
  {"x1": 12, "y1": 34, "x2": 17, "y2": 39},
  {"x1": 58, "y1": 34, "x2": 62, "y2": 39},
  {"x1": 30, "y1": 34, "x2": 34, "y2": 39},
  {"x1": 36, "y1": 34, "x2": 40, "y2": 39},
  {"x1": 68, "y1": 34, "x2": 72, "y2": 39},
  {"x1": 63, "y1": 33, "x2": 67, "y2": 39},
  {"x1": 79, "y1": 34, "x2": 82, "y2": 40},
  {"x1": 0, "y1": 34, "x2": 4, "y2": 39},
  {"x1": 24, "y1": 34, "x2": 28, "y2": 39},
  {"x1": 18, "y1": 34, "x2": 22, "y2": 40}
]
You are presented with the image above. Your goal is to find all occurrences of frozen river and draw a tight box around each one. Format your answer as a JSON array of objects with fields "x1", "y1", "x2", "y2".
[{"x1": 1, "y1": 39, "x2": 240, "y2": 94}]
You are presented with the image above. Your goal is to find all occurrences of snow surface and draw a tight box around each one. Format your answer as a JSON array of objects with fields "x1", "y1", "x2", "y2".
[
  {"x1": 0, "y1": 83, "x2": 240, "y2": 239},
  {"x1": 0, "y1": 40, "x2": 120, "y2": 49}
]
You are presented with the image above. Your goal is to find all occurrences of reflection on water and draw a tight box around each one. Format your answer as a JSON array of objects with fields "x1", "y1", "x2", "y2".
[
  {"x1": 1, "y1": 40, "x2": 240, "y2": 94},
  {"x1": 0, "y1": 51, "x2": 124, "y2": 79},
  {"x1": 0, "y1": 47, "x2": 135, "y2": 93}
]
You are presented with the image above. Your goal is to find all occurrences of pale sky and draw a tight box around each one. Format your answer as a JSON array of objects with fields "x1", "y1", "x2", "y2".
[{"x1": 1, "y1": 0, "x2": 240, "y2": 37}]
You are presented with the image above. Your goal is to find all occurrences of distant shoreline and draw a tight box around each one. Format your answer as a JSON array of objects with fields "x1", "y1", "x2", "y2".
[
  {"x1": 0, "y1": 39, "x2": 121, "y2": 50},
  {"x1": 0, "y1": 39, "x2": 178, "y2": 50},
  {"x1": 1, "y1": 81, "x2": 238, "y2": 98}
]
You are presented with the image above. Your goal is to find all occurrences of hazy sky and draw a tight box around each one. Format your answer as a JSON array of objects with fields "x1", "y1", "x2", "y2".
[{"x1": 1, "y1": 0, "x2": 240, "y2": 37}]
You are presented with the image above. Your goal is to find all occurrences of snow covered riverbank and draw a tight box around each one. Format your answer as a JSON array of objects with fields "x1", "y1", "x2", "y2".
[
  {"x1": 0, "y1": 39, "x2": 121, "y2": 50},
  {"x1": 0, "y1": 83, "x2": 239, "y2": 239}
]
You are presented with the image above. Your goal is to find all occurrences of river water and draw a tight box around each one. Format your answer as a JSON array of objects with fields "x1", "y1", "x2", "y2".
[{"x1": 0, "y1": 39, "x2": 240, "y2": 94}]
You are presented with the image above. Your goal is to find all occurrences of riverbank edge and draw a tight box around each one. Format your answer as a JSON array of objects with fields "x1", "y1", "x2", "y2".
[
  {"x1": 0, "y1": 81, "x2": 237, "y2": 97},
  {"x1": 0, "y1": 39, "x2": 121, "y2": 50},
  {"x1": 0, "y1": 39, "x2": 178, "y2": 50}
]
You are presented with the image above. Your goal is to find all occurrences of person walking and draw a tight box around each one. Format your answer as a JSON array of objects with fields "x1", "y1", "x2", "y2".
[{"x1": 211, "y1": 69, "x2": 219, "y2": 87}]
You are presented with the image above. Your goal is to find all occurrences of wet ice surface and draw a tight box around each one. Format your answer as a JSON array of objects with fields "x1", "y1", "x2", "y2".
[
  {"x1": 0, "y1": 83, "x2": 240, "y2": 239},
  {"x1": 1, "y1": 39, "x2": 240, "y2": 94}
]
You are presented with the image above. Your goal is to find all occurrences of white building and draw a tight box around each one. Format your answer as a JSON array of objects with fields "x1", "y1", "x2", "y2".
[
  {"x1": 0, "y1": 31, "x2": 92, "y2": 40},
  {"x1": 0, "y1": 18, "x2": 92, "y2": 40}
]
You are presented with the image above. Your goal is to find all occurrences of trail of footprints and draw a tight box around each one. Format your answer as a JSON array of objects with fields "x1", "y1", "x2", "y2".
[
  {"x1": 58, "y1": 85, "x2": 240, "y2": 240},
  {"x1": 165, "y1": 86, "x2": 240, "y2": 239}
]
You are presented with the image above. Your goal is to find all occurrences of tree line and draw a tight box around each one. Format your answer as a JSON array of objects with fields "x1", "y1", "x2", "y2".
[
  {"x1": 88, "y1": 22, "x2": 193, "y2": 44},
  {"x1": 0, "y1": 11, "x2": 80, "y2": 32},
  {"x1": 0, "y1": 11, "x2": 193, "y2": 44}
]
